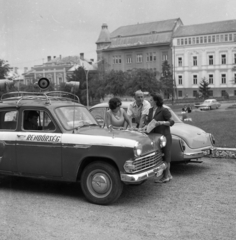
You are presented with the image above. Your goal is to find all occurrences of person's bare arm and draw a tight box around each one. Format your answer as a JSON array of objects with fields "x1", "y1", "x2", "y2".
[{"x1": 123, "y1": 110, "x2": 132, "y2": 128}]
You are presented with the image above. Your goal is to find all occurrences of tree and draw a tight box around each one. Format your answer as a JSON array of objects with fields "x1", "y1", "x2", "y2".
[
  {"x1": 124, "y1": 68, "x2": 159, "y2": 96},
  {"x1": 199, "y1": 78, "x2": 211, "y2": 99},
  {"x1": 103, "y1": 70, "x2": 126, "y2": 96},
  {"x1": 0, "y1": 59, "x2": 10, "y2": 79},
  {"x1": 160, "y1": 60, "x2": 175, "y2": 99},
  {"x1": 66, "y1": 67, "x2": 88, "y2": 105}
]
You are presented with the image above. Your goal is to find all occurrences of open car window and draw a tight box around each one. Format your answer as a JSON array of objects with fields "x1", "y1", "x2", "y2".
[{"x1": 23, "y1": 110, "x2": 56, "y2": 131}]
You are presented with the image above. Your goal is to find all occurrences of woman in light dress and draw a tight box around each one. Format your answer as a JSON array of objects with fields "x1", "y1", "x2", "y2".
[{"x1": 105, "y1": 97, "x2": 132, "y2": 129}]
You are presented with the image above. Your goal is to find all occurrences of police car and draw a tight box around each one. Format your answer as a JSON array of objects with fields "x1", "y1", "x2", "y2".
[{"x1": 0, "y1": 91, "x2": 167, "y2": 205}]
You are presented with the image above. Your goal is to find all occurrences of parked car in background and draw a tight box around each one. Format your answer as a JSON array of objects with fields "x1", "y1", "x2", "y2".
[
  {"x1": 195, "y1": 99, "x2": 221, "y2": 110},
  {"x1": 90, "y1": 102, "x2": 216, "y2": 163},
  {"x1": 0, "y1": 92, "x2": 169, "y2": 205}
]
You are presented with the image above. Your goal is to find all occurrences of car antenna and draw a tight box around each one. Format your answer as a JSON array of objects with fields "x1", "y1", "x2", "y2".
[{"x1": 72, "y1": 83, "x2": 77, "y2": 134}]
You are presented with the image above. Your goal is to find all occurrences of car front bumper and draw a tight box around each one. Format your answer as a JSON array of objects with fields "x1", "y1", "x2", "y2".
[{"x1": 120, "y1": 162, "x2": 167, "y2": 183}]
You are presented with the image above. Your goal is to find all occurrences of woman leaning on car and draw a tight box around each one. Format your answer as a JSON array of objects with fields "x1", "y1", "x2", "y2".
[
  {"x1": 145, "y1": 93, "x2": 175, "y2": 183},
  {"x1": 105, "y1": 97, "x2": 132, "y2": 130}
]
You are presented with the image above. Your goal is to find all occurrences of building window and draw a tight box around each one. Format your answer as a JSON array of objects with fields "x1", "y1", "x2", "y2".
[
  {"x1": 209, "y1": 74, "x2": 214, "y2": 84},
  {"x1": 221, "y1": 90, "x2": 226, "y2": 96},
  {"x1": 58, "y1": 77, "x2": 63, "y2": 84},
  {"x1": 204, "y1": 36, "x2": 207, "y2": 43},
  {"x1": 193, "y1": 90, "x2": 198, "y2": 97},
  {"x1": 147, "y1": 52, "x2": 156, "y2": 62},
  {"x1": 162, "y1": 53, "x2": 168, "y2": 61},
  {"x1": 178, "y1": 57, "x2": 182, "y2": 67},
  {"x1": 188, "y1": 38, "x2": 191, "y2": 44},
  {"x1": 221, "y1": 54, "x2": 226, "y2": 64},
  {"x1": 127, "y1": 55, "x2": 132, "y2": 64},
  {"x1": 178, "y1": 75, "x2": 183, "y2": 85},
  {"x1": 208, "y1": 36, "x2": 211, "y2": 43},
  {"x1": 193, "y1": 75, "x2": 198, "y2": 85},
  {"x1": 136, "y1": 54, "x2": 143, "y2": 63},
  {"x1": 196, "y1": 37, "x2": 199, "y2": 44},
  {"x1": 221, "y1": 74, "x2": 226, "y2": 84},
  {"x1": 209, "y1": 90, "x2": 213, "y2": 97},
  {"x1": 234, "y1": 53, "x2": 236, "y2": 64},
  {"x1": 212, "y1": 35, "x2": 215, "y2": 42},
  {"x1": 234, "y1": 34, "x2": 236, "y2": 41},
  {"x1": 177, "y1": 39, "x2": 180, "y2": 45},
  {"x1": 192, "y1": 37, "x2": 195, "y2": 44},
  {"x1": 113, "y1": 55, "x2": 122, "y2": 64},
  {"x1": 200, "y1": 37, "x2": 203, "y2": 43},
  {"x1": 153, "y1": 52, "x2": 156, "y2": 61},
  {"x1": 225, "y1": 34, "x2": 228, "y2": 41},
  {"x1": 220, "y1": 35, "x2": 224, "y2": 42},
  {"x1": 234, "y1": 73, "x2": 236, "y2": 84},
  {"x1": 185, "y1": 38, "x2": 188, "y2": 45},
  {"x1": 209, "y1": 55, "x2": 214, "y2": 65},
  {"x1": 178, "y1": 91, "x2": 182, "y2": 97},
  {"x1": 193, "y1": 56, "x2": 197, "y2": 66},
  {"x1": 181, "y1": 39, "x2": 184, "y2": 45}
]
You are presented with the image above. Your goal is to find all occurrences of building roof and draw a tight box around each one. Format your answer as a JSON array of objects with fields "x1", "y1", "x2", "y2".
[
  {"x1": 96, "y1": 23, "x2": 111, "y2": 44},
  {"x1": 67, "y1": 59, "x2": 98, "y2": 72},
  {"x1": 110, "y1": 18, "x2": 180, "y2": 38},
  {"x1": 174, "y1": 19, "x2": 236, "y2": 37},
  {"x1": 107, "y1": 32, "x2": 172, "y2": 49}
]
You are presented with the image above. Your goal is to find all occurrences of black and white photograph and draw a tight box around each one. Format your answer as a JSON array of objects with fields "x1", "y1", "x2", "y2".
[{"x1": 0, "y1": 0, "x2": 236, "y2": 239}]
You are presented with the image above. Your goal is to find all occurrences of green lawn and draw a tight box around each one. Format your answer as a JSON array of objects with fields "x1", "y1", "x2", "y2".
[{"x1": 181, "y1": 109, "x2": 236, "y2": 148}]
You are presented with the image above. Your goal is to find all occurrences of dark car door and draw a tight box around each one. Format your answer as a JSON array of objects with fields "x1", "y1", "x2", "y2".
[
  {"x1": 16, "y1": 108, "x2": 62, "y2": 177},
  {"x1": 0, "y1": 109, "x2": 18, "y2": 172}
]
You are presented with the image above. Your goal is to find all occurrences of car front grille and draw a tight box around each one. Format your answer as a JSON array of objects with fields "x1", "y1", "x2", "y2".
[{"x1": 133, "y1": 151, "x2": 163, "y2": 173}]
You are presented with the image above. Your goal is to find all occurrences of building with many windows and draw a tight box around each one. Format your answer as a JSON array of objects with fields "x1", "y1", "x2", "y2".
[
  {"x1": 96, "y1": 19, "x2": 183, "y2": 74},
  {"x1": 173, "y1": 19, "x2": 236, "y2": 98}
]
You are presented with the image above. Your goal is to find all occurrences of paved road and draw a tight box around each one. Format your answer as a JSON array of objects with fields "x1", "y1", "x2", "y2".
[{"x1": 0, "y1": 157, "x2": 235, "y2": 240}]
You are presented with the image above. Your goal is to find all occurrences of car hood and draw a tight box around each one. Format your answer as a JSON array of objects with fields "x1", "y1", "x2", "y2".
[
  {"x1": 171, "y1": 123, "x2": 212, "y2": 148},
  {"x1": 74, "y1": 127, "x2": 161, "y2": 155}
]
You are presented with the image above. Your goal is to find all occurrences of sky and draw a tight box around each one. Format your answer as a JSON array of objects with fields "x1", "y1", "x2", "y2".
[{"x1": 1, "y1": 0, "x2": 236, "y2": 71}]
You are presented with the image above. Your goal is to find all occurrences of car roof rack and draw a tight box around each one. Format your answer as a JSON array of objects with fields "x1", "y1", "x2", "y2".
[{"x1": 1, "y1": 91, "x2": 80, "y2": 107}]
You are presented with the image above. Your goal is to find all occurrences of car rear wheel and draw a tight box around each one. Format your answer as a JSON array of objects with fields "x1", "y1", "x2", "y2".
[{"x1": 81, "y1": 161, "x2": 123, "y2": 205}]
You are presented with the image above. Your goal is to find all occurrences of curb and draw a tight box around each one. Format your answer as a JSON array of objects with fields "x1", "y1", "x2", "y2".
[{"x1": 211, "y1": 148, "x2": 236, "y2": 159}]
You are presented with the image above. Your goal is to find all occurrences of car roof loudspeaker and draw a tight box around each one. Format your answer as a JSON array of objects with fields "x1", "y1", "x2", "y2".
[{"x1": 38, "y1": 78, "x2": 50, "y2": 89}]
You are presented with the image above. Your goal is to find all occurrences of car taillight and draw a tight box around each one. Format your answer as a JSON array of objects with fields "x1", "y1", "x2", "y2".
[
  {"x1": 210, "y1": 134, "x2": 216, "y2": 145},
  {"x1": 179, "y1": 139, "x2": 185, "y2": 152}
]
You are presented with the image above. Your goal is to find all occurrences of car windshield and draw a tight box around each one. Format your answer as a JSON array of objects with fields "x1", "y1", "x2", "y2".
[
  {"x1": 55, "y1": 106, "x2": 98, "y2": 130},
  {"x1": 203, "y1": 100, "x2": 211, "y2": 103}
]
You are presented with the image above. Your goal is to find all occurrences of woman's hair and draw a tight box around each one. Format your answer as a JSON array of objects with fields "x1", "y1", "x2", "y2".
[
  {"x1": 109, "y1": 97, "x2": 122, "y2": 110},
  {"x1": 151, "y1": 93, "x2": 164, "y2": 107}
]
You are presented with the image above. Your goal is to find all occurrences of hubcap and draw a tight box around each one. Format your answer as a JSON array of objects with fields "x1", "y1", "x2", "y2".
[
  {"x1": 91, "y1": 173, "x2": 110, "y2": 194},
  {"x1": 87, "y1": 170, "x2": 112, "y2": 198}
]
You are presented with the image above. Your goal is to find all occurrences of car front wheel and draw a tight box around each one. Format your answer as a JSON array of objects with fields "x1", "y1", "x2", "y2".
[{"x1": 81, "y1": 162, "x2": 123, "y2": 205}]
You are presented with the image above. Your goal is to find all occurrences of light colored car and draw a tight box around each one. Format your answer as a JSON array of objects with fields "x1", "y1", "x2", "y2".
[
  {"x1": 90, "y1": 102, "x2": 216, "y2": 163},
  {"x1": 195, "y1": 99, "x2": 221, "y2": 110}
]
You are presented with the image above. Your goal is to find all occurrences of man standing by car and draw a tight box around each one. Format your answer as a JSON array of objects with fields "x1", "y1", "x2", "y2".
[{"x1": 126, "y1": 90, "x2": 151, "y2": 129}]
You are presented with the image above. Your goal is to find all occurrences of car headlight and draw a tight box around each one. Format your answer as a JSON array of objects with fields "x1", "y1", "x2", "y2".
[
  {"x1": 123, "y1": 160, "x2": 136, "y2": 173},
  {"x1": 160, "y1": 135, "x2": 167, "y2": 148},
  {"x1": 133, "y1": 142, "x2": 142, "y2": 157}
]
